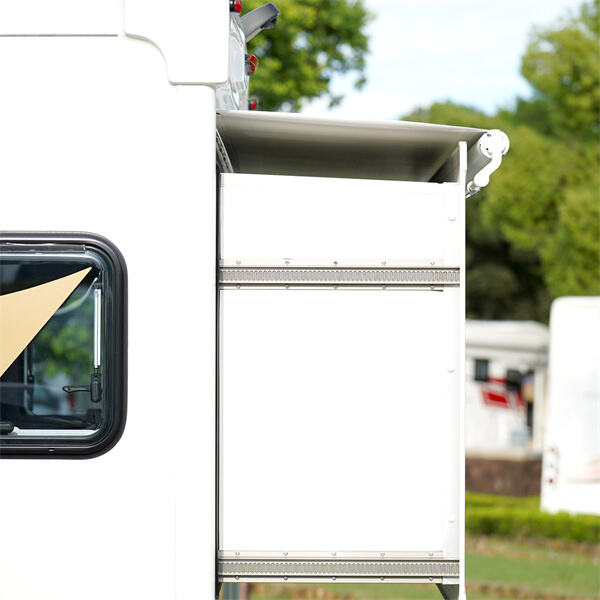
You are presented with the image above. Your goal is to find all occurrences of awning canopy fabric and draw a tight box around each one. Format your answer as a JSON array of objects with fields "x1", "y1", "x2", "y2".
[{"x1": 216, "y1": 110, "x2": 488, "y2": 183}]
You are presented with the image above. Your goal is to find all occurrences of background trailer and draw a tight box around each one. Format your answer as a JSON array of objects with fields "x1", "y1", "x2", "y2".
[
  {"x1": 541, "y1": 297, "x2": 600, "y2": 517},
  {"x1": 0, "y1": 3, "x2": 508, "y2": 600},
  {"x1": 465, "y1": 319, "x2": 549, "y2": 454}
]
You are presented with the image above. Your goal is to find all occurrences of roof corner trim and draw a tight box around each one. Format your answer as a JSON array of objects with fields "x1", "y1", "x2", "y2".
[{"x1": 123, "y1": 0, "x2": 230, "y2": 85}]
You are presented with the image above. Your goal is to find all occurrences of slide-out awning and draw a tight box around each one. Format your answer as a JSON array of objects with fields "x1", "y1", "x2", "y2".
[{"x1": 216, "y1": 110, "x2": 490, "y2": 183}]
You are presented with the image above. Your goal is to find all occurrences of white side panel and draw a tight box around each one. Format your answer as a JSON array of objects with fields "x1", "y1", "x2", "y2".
[
  {"x1": 0, "y1": 0, "x2": 120, "y2": 34},
  {"x1": 0, "y1": 36, "x2": 215, "y2": 599},
  {"x1": 219, "y1": 173, "x2": 463, "y2": 563},
  {"x1": 541, "y1": 297, "x2": 600, "y2": 516},
  {"x1": 220, "y1": 288, "x2": 454, "y2": 553},
  {"x1": 220, "y1": 174, "x2": 451, "y2": 263}
]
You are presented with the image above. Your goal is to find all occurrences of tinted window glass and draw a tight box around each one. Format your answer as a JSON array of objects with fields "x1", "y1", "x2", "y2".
[{"x1": 474, "y1": 358, "x2": 489, "y2": 382}]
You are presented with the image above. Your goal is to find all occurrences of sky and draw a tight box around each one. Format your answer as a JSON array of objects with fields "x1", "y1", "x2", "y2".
[{"x1": 302, "y1": 0, "x2": 584, "y2": 120}]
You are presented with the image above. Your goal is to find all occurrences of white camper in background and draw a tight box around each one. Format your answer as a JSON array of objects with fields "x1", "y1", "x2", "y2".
[
  {"x1": 0, "y1": 2, "x2": 509, "y2": 599},
  {"x1": 465, "y1": 320, "x2": 549, "y2": 454},
  {"x1": 541, "y1": 297, "x2": 600, "y2": 516}
]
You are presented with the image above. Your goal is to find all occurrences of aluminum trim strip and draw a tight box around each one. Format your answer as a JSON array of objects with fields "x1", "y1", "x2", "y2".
[
  {"x1": 218, "y1": 559, "x2": 459, "y2": 579},
  {"x1": 219, "y1": 550, "x2": 444, "y2": 559},
  {"x1": 220, "y1": 576, "x2": 444, "y2": 584},
  {"x1": 219, "y1": 267, "x2": 459, "y2": 287}
]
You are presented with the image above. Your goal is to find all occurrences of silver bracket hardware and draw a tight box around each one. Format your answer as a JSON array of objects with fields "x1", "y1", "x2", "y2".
[
  {"x1": 219, "y1": 265, "x2": 459, "y2": 289},
  {"x1": 466, "y1": 129, "x2": 510, "y2": 198}
]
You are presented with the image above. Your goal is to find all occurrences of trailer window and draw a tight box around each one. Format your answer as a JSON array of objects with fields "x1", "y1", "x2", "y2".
[
  {"x1": 0, "y1": 234, "x2": 126, "y2": 457},
  {"x1": 474, "y1": 359, "x2": 489, "y2": 382}
]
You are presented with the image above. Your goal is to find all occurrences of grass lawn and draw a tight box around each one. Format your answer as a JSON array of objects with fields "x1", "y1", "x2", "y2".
[{"x1": 239, "y1": 536, "x2": 600, "y2": 600}]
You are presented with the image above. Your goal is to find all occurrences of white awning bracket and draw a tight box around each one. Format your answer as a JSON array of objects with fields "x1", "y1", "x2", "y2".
[{"x1": 466, "y1": 130, "x2": 510, "y2": 198}]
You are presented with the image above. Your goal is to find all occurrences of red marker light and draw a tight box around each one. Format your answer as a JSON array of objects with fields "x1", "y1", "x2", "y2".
[
  {"x1": 246, "y1": 54, "x2": 258, "y2": 76},
  {"x1": 230, "y1": 0, "x2": 242, "y2": 13},
  {"x1": 248, "y1": 99, "x2": 258, "y2": 110}
]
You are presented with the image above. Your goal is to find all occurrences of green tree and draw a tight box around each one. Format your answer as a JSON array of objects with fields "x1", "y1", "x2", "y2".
[
  {"x1": 492, "y1": 0, "x2": 600, "y2": 300},
  {"x1": 519, "y1": 0, "x2": 600, "y2": 140},
  {"x1": 406, "y1": 1, "x2": 600, "y2": 319},
  {"x1": 542, "y1": 175, "x2": 600, "y2": 296},
  {"x1": 244, "y1": 0, "x2": 370, "y2": 111}
]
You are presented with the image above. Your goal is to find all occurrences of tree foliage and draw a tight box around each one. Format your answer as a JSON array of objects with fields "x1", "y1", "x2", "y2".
[
  {"x1": 406, "y1": 1, "x2": 600, "y2": 320},
  {"x1": 520, "y1": 0, "x2": 600, "y2": 140},
  {"x1": 244, "y1": 0, "x2": 370, "y2": 111}
]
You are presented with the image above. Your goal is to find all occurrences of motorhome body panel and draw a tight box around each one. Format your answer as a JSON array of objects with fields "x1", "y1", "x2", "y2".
[
  {"x1": 0, "y1": 35, "x2": 216, "y2": 599},
  {"x1": 0, "y1": 0, "x2": 121, "y2": 34}
]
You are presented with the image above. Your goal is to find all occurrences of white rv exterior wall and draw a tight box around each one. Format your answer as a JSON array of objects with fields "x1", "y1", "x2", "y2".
[
  {"x1": 541, "y1": 297, "x2": 600, "y2": 516},
  {"x1": 0, "y1": 35, "x2": 217, "y2": 600}
]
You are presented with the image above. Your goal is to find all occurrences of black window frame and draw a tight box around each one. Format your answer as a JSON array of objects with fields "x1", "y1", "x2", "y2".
[{"x1": 0, "y1": 232, "x2": 127, "y2": 458}]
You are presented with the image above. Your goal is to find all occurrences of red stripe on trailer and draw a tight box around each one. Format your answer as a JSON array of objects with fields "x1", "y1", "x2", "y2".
[{"x1": 481, "y1": 388, "x2": 511, "y2": 409}]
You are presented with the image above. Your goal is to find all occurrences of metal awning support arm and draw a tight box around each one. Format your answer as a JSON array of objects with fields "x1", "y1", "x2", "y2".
[{"x1": 466, "y1": 129, "x2": 510, "y2": 198}]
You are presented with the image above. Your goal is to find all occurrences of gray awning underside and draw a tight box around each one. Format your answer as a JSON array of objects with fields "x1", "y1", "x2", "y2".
[{"x1": 216, "y1": 110, "x2": 487, "y2": 182}]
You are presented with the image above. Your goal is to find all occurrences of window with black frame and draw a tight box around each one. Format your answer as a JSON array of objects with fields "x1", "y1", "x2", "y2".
[{"x1": 0, "y1": 234, "x2": 126, "y2": 457}]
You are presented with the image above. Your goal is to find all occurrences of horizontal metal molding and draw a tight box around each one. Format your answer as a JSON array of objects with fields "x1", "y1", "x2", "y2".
[
  {"x1": 219, "y1": 267, "x2": 459, "y2": 287},
  {"x1": 218, "y1": 559, "x2": 459, "y2": 579}
]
